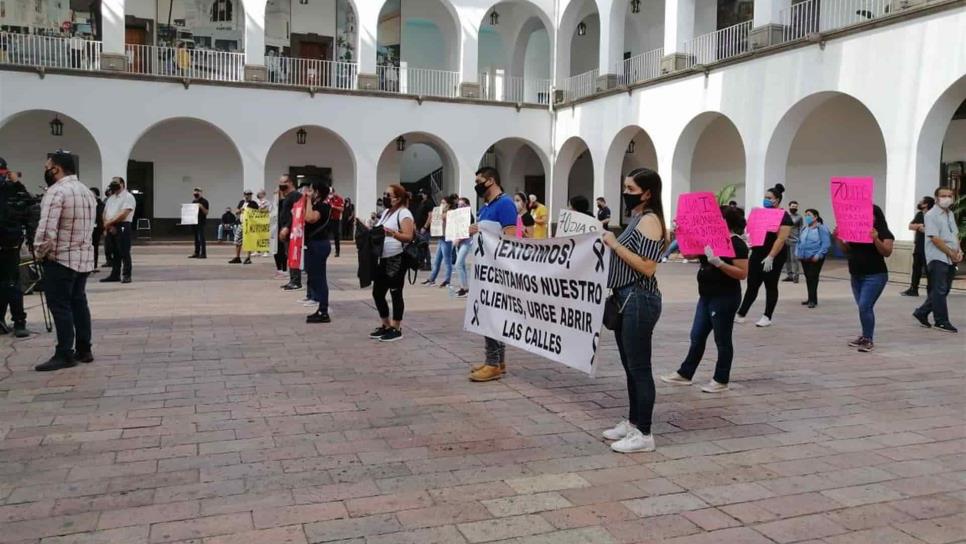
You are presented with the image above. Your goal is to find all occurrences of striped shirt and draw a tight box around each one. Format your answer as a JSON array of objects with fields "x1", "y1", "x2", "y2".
[
  {"x1": 608, "y1": 212, "x2": 664, "y2": 291},
  {"x1": 34, "y1": 175, "x2": 97, "y2": 273}
]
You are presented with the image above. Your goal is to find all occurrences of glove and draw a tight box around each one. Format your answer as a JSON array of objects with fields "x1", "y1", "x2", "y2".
[
  {"x1": 762, "y1": 256, "x2": 774, "y2": 272},
  {"x1": 704, "y1": 245, "x2": 722, "y2": 268}
]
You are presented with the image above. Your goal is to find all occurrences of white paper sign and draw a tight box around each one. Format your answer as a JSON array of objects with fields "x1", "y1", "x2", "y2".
[
  {"x1": 463, "y1": 230, "x2": 610, "y2": 376},
  {"x1": 269, "y1": 203, "x2": 279, "y2": 255},
  {"x1": 180, "y1": 203, "x2": 199, "y2": 225},
  {"x1": 556, "y1": 209, "x2": 602, "y2": 237},
  {"x1": 445, "y1": 207, "x2": 472, "y2": 241},
  {"x1": 430, "y1": 206, "x2": 444, "y2": 237}
]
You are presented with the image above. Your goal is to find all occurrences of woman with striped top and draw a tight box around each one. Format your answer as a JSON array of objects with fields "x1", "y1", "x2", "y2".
[{"x1": 601, "y1": 168, "x2": 667, "y2": 453}]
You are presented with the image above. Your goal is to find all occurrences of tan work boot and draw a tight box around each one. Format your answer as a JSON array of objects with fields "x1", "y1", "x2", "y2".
[{"x1": 470, "y1": 364, "x2": 504, "y2": 382}]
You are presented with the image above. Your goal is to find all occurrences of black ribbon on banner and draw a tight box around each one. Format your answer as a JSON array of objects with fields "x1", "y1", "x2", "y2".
[
  {"x1": 474, "y1": 233, "x2": 485, "y2": 258},
  {"x1": 471, "y1": 300, "x2": 480, "y2": 326},
  {"x1": 590, "y1": 331, "x2": 600, "y2": 368},
  {"x1": 593, "y1": 239, "x2": 605, "y2": 272}
]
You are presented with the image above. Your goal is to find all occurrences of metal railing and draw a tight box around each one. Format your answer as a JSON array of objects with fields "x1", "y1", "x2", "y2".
[
  {"x1": 480, "y1": 72, "x2": 552, "y2": 104},
  {"x1": 0, "y1": 32, "x2": 102, "y2": 70},
  {"x1": 376, "y1": 64, "x2": 459, "y2": 98},
  {"x1": 615, "y1": 47, "x2": 664, "y2": 86},
  {"x1": 780, "y1": 0, "x2": 907, "y2": 42},
  {"x1": 684, "y1": 21, "x2": 753, "y2": 67},
  {"x1": 125, "y1": 44, "x2": 244, "y2": 82},
  {"x1": 561, "y1": 68, "x2": 599, "y2": 102},
  {"x1": 266, "y1": 56, "x2": 357, "y2": 89}
]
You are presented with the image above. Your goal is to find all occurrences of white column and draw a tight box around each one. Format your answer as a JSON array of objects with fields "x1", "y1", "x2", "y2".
[
  {"x1": 98, "y1": 0, "x2": 125, "y2": 69},
  {"x1": 598, "y1": 0, "x2": 624, "y2": 82},
  {"x1": 663, "y1": 0, "x2": 695, "y2": 56},
  {"x1": 355, "y1": 1, "x2": 382, "y2": 90},
  {"x1": 459, "y1": 24, "x2": 481, "y2": 98},
  {"x1": 355, "y1": 157, "x2": 378, "y2": 221},
  {"x1": 244, "y1": 1, "x2": 265, "y2": 68},
  {"x1": 99, "y1": 146, "x2": 129, "y2": 190}
]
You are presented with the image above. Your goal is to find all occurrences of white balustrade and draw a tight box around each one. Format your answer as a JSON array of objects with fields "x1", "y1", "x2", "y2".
[
  {"x1": 684, "y1": 21, "x2": 753, "y2": 68},
  {"x1": 0, "y1": 32, "x2": 101, "y2": 71},
  {"x1": 266, "y1": 56, "x2": 357, "y2": 89},
  {"x1": 125, "y1": 44, "x2": 243, "y2": 82},
  {"x1": 780, "y1": 0, "x2": 902, "y2": 43},
  {"x1": 479, "y1": 71, "x2": 552, "y2": 104},
  {"x1": 562, "y1": 69, "x2": 599, "y2": 102},
  {"x1": 376, "y1": 64, "x2": 459, "y2": 98},
  {"x1": 615, "y1": 47, "x2": 664, "y2": 86}
]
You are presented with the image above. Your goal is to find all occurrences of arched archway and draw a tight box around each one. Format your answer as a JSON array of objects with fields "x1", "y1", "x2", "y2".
[
  {"x1": 264, "y1": 126, "x2": 357, "y2": 205},
  {"x1": 478, "y1": 1, "x2": 553, "y2": 103},
  {"x1": 376, "y1": 132, "x2": 458, "y2": 206},
  {"x1": 672, "y1": 112, "x2": 747, "y2": 214},
  {"x1": 263, "y1": 0, "x2": 359, "y2": 86},
  {"x1": 604, "y1": 125, "x2": 658, "y2": 222},
  {"x1": 556, "y1": 0, "x2": 600, "y2": 96},
  {"x1": 151, "y1": 0, "x2": 245, "y2": 50},
  {"x1": 128, "y1": 118, "x2": 243, "y2": 235},
  {"x1": 375, "y1": 0, "x2": 461, "y2": 95},
  {"x1": 552, "y1": 136, "x2": 594, "y2": 219},
  {"x1": 764, "y1": 92, "x2": 887, "y2": 224},
  {"x1": 916, "y1": 75, "x2": 966, "y2": 205},
  {"x1": 477, "y1": 137, "x2": 550, "y2": 202},
  {"x1": 612, "y1": 0, "x2": 665, "y2": 84},
  {"x1": 0, "y1": 110, "x2": 103, "y2": 192}
]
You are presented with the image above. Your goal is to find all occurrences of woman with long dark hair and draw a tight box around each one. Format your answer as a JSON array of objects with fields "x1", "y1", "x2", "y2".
[
  {"x1": 661, "y1": 206, "x2": 749, "y2": 393},
  {"x1": 601, "y1": 168, "x2": 666, "y2": 453},
  {"x1": 369, "y1": 184, "x2": 415, "y2": 342},
  {"x1": 796, "y1": 208, "x2": 831, "y2": 308},
  {"x1": 514, "y1": 192, "x2": 535, "y2": 238},
  {"x1": 303, "y1": 180, "x2": 333, "y2": 323},
  {"x1": 736, "y1": 183, "x2": 793, "y2": 327}
]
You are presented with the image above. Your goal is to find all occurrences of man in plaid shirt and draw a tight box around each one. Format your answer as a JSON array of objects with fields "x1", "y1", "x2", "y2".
[{"x1": 33, "y1": 152, "x2": 97, "y2": 371}]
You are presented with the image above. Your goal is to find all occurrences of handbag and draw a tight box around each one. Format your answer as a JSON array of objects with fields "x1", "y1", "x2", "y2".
[{"x1": 603, "y1": 287, "x2": 633, "y2": 331}]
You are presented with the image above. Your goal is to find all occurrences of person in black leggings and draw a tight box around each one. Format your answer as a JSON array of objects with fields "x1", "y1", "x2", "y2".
[
  {"x1": 736, "y1": 183, "x2": 793, "y2": 328},
  {"x1": 368, "y1": 184, "x2": 415, "y2": 343}
]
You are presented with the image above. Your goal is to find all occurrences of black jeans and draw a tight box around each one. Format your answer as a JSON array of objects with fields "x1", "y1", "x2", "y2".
[
  {"x1": 43, "y1": 261, "x2": 92, "y2": 358},
  {"x1": 372, "y1": 257, "x2": 405, "y2": 322},
  {"x1": 305, "y1": 239, "x2": 331, "y2": 313},
  {"x1": 677, "y1": 291, "x2": 740, "y2": 384},
  {"x1": 107, "y1": 223, "x2": 132, "y2": 279},
  {"x1": 275, "y1": 235, "x2": 288, "y2": 272},
  {"x1": 92, "y1": 228, "x2": 102, "y2": 268},
  {"x1": 738, "y1": 250, "x2": 786, "y2": 318},
  {"x1": 800, "y1": 257, "x2": 825, "y2": 304},
  {"x1": 331, "y1": 229, "x2": 341, "y2": 257},
  {"x1": 910, "y1": 250, "x2": 926, "y2": 291},
  {"x1": 0, "y1": 249, "x2": 25, "y2": 324},
  {"x1": 192, "y1": 221, "x2": 207, "y2": 257},
  {"x1": 614, "y1": 284, "x2": 661, "y2": 434},
  {"x1": 916, "y1": 261, "x2": 957, "y2": 325}
]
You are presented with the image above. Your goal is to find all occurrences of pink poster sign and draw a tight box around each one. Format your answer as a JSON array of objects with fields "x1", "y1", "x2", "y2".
[
  {"x1": 746, "y1": 207, "x2": 786, "y2": 247},
  {"x1": 830, "y1": 177, "x2": 874, "y2": 243},
  {"x1": 674, "y1": 192, "x2": 735, "y2": 258}
]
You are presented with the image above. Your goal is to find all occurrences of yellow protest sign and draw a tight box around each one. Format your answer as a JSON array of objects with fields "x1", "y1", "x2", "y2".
[{"x1": 242, "y1": 208, "x2": 271, "y2": 253}]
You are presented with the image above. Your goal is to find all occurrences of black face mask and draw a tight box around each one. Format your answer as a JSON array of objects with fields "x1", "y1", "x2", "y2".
[
  {"x1": 789, "y1": 208, "x2": 798, "y2": 214},
  {"x1": 44, "y1": 168, "x2": 57, "y2": 187},
  {"x1": 474, "y1": 181, "x2": 489, "y2": 198},
  {"x1": 622, "y1": 192, "x2": 642, "y2": 211},
  {"x1": 193, "y1": 193, "x2": 200, "y2": 198},
  {"x1": 382, "y1": 196, "x2": 392, "y2": 209}
]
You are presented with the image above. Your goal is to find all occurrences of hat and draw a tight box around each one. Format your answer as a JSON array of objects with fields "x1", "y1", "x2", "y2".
[
  {"x1": 193, "y1": 187, "x2": 202, "y2": 192},
  {"x1": 243, "y1": 189, "x2": 253, "y2": 194}
]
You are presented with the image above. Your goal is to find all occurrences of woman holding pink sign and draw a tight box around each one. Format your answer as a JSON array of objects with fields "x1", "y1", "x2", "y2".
[{"x1": 736, "y1": 184, "x2": 794, "y2": 327}]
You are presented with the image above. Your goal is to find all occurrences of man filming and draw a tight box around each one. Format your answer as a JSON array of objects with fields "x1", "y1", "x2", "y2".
[{"x1": 0, "y1": 158, "x2": 40, "y2": 337}]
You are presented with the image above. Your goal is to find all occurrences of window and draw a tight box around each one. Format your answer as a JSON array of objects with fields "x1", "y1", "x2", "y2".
[{"x1": 210, "y1": 0, "x2": 233, "y2": 23}]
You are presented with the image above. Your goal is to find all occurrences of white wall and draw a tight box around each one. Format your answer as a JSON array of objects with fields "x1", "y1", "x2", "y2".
[
  {"x1": 623, "y1": 0, "x2": 665, "y2": 57},
  {"x1": 694, "y1": 0, "x2": 718, "y2": 37},
  {"x1": 942, "y1": 119, "x2": 966, "y2": 163},
  {"x1": 263, "y1": 127, "x2": 356, "y2": 196},
  {"x1": 691, "y1": 116, "x2": 746, "y2": 203},
  {"x1": 290, "y1": 0, "x2": 335, "y2": 37},
  {"x1": 478, "y1": 27, "x2": 506, "y2": 72},
  {"x1": 399, "y1": 0, "x2": 458, "y2": 71},
  {"x1": 524, "y1": 29, "x2": 550, "y2": 79},
  {"x1": 0, "y1": 112, "x2": 102, "y2": 193},
  {"x1": 130, "y1": 120, "x2": 243, "y2": 218},
  {"x1": 569, "y1": 13, "x2": 600, "y2": 76},
  {"x1": 399, "y1": 143, "x2": 443, "y2": 182},
  {"x1": 127, "y1": 0, "x2": 156, "y2": 20}
]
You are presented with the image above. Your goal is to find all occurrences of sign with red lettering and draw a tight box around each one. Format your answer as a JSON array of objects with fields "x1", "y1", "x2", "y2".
[
  {"x1": 674, "y1": 192, "x2": 735, "y2": 258},
  {"x1": 287, "y1": 198, "x2": 305, "y2": 269},
  {"x1": 830, "y1": 177, "x2": 874, "y2": 243},
  {"x1": 746, "y1": 207, "x2": 786, "y2": 247}
]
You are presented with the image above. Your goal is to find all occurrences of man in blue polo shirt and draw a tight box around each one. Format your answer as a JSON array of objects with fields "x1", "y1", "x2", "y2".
[{"x1": 468, "y1": 167, "x2": 518, "y2": 382}]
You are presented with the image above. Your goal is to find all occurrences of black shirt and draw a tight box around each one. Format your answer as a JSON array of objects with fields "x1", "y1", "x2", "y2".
[
  {"x1": 237, "y1": 199, "x2": 258, "y2": 212},
  {"x1": 912, "y1": 210, "x2": 925, "y2": 251},
  {"x1": 415, "y1": 200, "x2": 434, "y2": 230},
  {"x1": 195, "y1": 197, "x2": 210, "y2": 222},
  {"x1": 305, "y1": 201, "x2": 333, "y2": 241},
  {"x1": 521, "y1": 212, "x2": 535, "y2": 228},
  {"x1": 280, "y1": 192, "x2": 301, "y2": 229},
  {"x1": 751, "y1": 210, "x2": 795, "y2": 258},
  {"x1": 597, "y1": 206, "x2": 611, "y2": 223},
  {"x1": 847, "y1": 206, "x2": 894, "y2": 276},
  {"x1": 697, "y1": 235, "x2": 749, "y2": 298},
  {"x1": 221, "y1": 211, "x2": 236, "y2": 225}
]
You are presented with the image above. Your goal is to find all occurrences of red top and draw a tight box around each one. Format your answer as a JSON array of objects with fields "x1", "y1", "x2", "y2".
[{"x1": 327, "y1": 193, "x2": 345, "y2": 220}]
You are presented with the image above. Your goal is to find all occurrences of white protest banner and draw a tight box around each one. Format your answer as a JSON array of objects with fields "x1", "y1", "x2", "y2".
[
  {"x1": 556, "y1": 209, "x2": 602, "y2": 237},
  {"x1": 430, "y1": 206, "x2": 444, "y2": 236},
  {"x1": 463, "y1": 230, "x2": 610, "y2": 376},
  {"x1": 269, "y1": 204, "x2": 279, "y2": 254},
  {"x1": 180, "y1": 203, "x2": 199, "y2": 225},
  {"x1": 445, "y1": 207, "x2": 472, "y2": 241}
]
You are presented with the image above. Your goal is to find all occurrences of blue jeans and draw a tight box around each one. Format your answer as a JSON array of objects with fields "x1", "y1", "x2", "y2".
[
  {"x1": 660, "y1": 239, "x2": 679, "y2": 261},
  {"x1": 305, "y1": 239, "x2": 331, "y2": 313},
  {"x1": 677, "y1": 292, "x2": 740, "y2": 384},
  {"x1": 429, "y1": 240, "x2": 453, "y2": 283},
  {"x1": 455, "y1": 240, "x2": 472, "y2": 289},
  {"x1": 916, "y1": 261, "x2": 957, "y2": 326},
  {"x1": 614, "y1": 284, "x2": 661, "y2": 434},
  {"x1": 43, "y1": 261, "x2": 92, "y2": 358},
  {"x1": 850, "y1": 272, "x2": 888, "y2": 340}
]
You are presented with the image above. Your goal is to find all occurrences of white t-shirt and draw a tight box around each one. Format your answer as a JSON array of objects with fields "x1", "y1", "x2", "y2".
[
  {"x1": 104, "y1": 191, "x2": 136, "y2": 223},
  {"x1": 376, "y1": 207, "x2": 414, "y2": 258}
]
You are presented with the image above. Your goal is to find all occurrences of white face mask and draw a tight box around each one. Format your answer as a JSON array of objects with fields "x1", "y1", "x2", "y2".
[{"x1": 938, "y1": 196, "x2": 954, "y2": 209}]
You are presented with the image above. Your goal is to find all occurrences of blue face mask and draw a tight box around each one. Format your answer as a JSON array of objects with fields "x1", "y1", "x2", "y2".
[
  {"x1": 762, "y1": 199, "x2": 774, "y2": 209},
  {"x1": 804, "y1": 215, "x2": 814, "y2": 225}
]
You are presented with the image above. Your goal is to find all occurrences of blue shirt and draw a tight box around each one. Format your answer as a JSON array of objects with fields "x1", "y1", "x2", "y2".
[
  {"x1": 796, "y1": 223, "x2": 831, "y2": 260},
  {"x1": 478, "y1": 193, "x2": 517, "y2": 230}
]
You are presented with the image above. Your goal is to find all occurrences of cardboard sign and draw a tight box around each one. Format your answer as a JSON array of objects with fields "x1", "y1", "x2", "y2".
[
  {"x1": 287, "y1": 199, "x2": 305, "y2": 269},
  {"x1": 674, "y1": 192, "x2": 735, "y2": 258},
  {"x1": 830, "y1": 177, "x2": 874, "y2": 243},
  {"x1": 242, "y1": 208, "x2": 271, "y2": 253},
  {"x1": 746, "y1": 207, "x2": 786, "y2": 247},
  {"x1": 180, "y1": 203, "x2": 199, "y2": 226},
  {"x1": 556, "y1": 209, "x2": 603, "y2": 238},
  {"x1": 463, "y1": 230, "x2": 610, "y2": 376},
  {"x1": 444, "y1": 207, "x2": 472, "y2": 241},
  {"x1": 430, "y1": 206, "x2": 444, "y2": 237}
]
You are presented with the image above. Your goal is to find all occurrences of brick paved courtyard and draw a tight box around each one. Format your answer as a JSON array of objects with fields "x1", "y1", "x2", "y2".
[{"x1": 1, "y1": 244, "x2": 964, "y2": 544}]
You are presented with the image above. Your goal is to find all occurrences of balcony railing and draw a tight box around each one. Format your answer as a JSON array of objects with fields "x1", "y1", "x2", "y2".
[
  {"x1": 125, "y1": 44, "x2": 244, "y2": 82},
  {"x1": 376, "y1": 64, "x2": 459, "y2": 98},
  {"x1": 0, "y1": 32, "x2": 102, "y2": 71},
  {"x1": 684, "y1": 21, "x2": 753, "y2": 68},
  {"x1": 615, "y1": 47, "x2": 664, "y2": 86},
  {"x1": 480, "y1": 72, "x2": 552, "y2": 105},
  {"x1": 779, "y1": 0, "x2": 921, "y2": 42},
  {"x1": 267, "y1": 57, "x2": 357, "y2": 89},
  {"x1": 562, "y1": 69, "x2": 599, "y2": 102}
]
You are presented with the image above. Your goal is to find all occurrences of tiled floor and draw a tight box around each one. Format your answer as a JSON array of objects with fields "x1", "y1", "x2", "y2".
[{"x1": 1, "y1": 244, "x2": 963, "y2": 544}]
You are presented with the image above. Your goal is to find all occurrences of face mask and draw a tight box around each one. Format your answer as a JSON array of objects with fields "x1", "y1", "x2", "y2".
[
  {"x1": 789, "y1": 208, "x2": 798, "y2": 214},
  {"x1": 622, "y1": 192, "x2": 642, "y2": 211},
  {"x1": 474, "y1": 181, "x2": 489, "y2": 198},
  {"x1": 804, "y1": 215, "x2": 814, "y2": 225},
  {"x1": 938, "y1": 197, "x2": 954, "y2": 209},
  {"x1": 762, "y1": 199, "x2": 774, "y2": 209},
  {"x1": 44, "y1": 168, "x2": 56, "y2": 186},
  {"x1": 193, "y1": 192, "x2": 200, "y2": 198},
  {"x1": 382, "y1": 196, "x2": 392, "y2": 209},
  {"x1": 515, "y1": 201, "x2": 524, "y2": 213}
]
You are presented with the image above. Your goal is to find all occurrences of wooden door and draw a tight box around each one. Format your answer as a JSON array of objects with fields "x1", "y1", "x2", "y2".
[{"x1": 125, "y1": 28, "x2": 147, "y2": 71}]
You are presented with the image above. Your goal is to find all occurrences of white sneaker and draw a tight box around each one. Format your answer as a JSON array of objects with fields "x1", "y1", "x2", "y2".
[
  {"x1": 302, "y1": 300, "x2": 318, "y2": 307},
  {"x1": 611, "y1": 428, "x2": 656, "y2": 453},
  {"x1": 681, "y1": 259, "x2": 689, "y2": 264},
  {"x1": 701, "y1": 381, "x2": 729, "y2": 393},
  {"x1": 297, "y1": 297, "x2": 313, "y2": 304},
  {"x1": 755, "y1": 316, "x2": 772, "y2": 327},
  {"x1": 660, "y1": 372, "x2": 692, "y2": 386},
  {"x1": 734, "y1": 315, "x2": 747, "y2": 324},
  {"x1": 602, "y1": 420, "x2": 633, "y2": 441}
]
